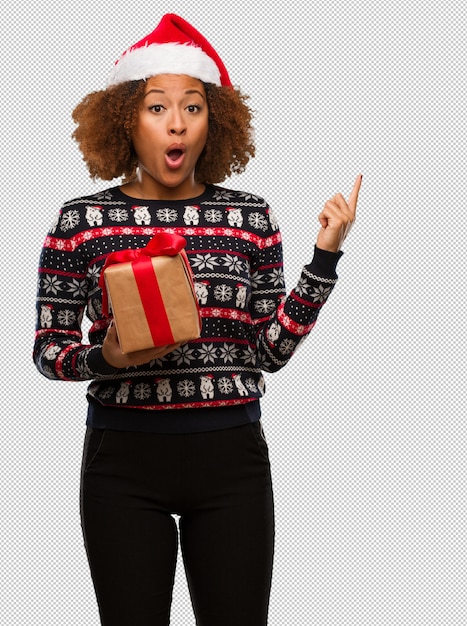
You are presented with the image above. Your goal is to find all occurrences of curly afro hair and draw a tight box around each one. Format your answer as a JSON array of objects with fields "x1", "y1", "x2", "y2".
[{"x1": 72, "y1": 80, "x2": 255, "y2": 184}]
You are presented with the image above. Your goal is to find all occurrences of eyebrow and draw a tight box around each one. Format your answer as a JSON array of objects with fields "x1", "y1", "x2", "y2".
[{"x1": 144, "y1": 88, "x2": 206, "y2": 99}]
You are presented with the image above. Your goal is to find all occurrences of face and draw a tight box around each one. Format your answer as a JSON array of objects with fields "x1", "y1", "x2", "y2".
[{"x1": 131, "y1": 74, "x2": 209, "y2": 200}]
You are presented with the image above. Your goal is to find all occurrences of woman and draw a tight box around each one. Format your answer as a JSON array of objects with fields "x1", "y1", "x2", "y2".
[{"x1": 34, "y1": 13, "x2": 361, "y2": 626}]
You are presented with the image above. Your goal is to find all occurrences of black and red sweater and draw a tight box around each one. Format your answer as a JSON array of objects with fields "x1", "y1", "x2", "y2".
[{"x1": 34, "y1": 185, "x2": 342, "y2": 432}]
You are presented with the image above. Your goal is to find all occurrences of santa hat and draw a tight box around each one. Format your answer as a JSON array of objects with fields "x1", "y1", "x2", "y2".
[{"x1": 107, "y1": 14, "x2": 232, "y2": 88}]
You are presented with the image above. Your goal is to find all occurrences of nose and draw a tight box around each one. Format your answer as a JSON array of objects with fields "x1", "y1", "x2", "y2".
[{"x1": 168, "y1": 110, "x2": 186, "y2": 135}]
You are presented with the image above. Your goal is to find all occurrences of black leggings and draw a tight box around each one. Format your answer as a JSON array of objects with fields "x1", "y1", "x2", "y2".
[{"x1": 80, "y1": 421, "x2": 275, "y2": 625}]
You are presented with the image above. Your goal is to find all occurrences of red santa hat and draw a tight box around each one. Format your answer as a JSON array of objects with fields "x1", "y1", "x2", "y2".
[{"x1": 107, "y1": 14, "x2": 232, "y2": 88}]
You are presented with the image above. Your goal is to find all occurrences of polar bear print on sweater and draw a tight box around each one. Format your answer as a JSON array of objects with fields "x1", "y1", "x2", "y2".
[
  {"x1": 183, "y1": 205, "x2": 201, "y2": 225},
  {"x1": 85, "y1": 205, "x2": 104, "y2": 227},
  {"x1": 40, "y1": 304, "x2": 53, "y2": 328},
  {"x1": 267, "y1": 207, "x2": 279, "y2": 231},
  {"x1": 235, "y1": 284, "x2": 247, "y2": 309},
  {"x1": 49, "y1": 213, "x2": 60, "y2": 234},
  {"x1": 132, "y1": 205, "x2": 151, "y2": 225},
  {"x1": 156, "y1": 378, "x2": 172, "y2": 402},
  {"x1": 232, "y1": 373, "x2": 248, "y2": 396},
  {"x1": 194, "y1": 281, "x2": 210, "y2": 305},
  {"x1": 226, "y1": 207, "x2": 243, "y2": 227},
  {"x1": 267, "y1": 321, "x2": 281, "y2": 346},
  {"x1": 200, "y1": 374, "x2": 215, "y2": 399},
  {"x1": 43, "y1": 343, "x2": 61, "y2": 360},
  {"x1": 257, "y1": 376, "x2": 266, "y2": 395},
  {"x1": 116, "y1": 381, "x2": 131, "y2": 404}
]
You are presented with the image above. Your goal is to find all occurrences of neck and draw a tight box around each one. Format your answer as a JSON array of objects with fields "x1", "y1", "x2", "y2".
[{"x1": 121, "y1": 169, "x2": 205, "y2": 201}]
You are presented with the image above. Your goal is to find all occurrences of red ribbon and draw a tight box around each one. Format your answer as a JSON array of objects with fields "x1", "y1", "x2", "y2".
[{"x1": 99, "y1": 233, "x2": 188, "y2": 346}]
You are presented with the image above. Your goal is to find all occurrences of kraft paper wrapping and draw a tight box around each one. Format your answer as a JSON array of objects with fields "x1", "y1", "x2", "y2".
[{"x1": 103, "y1": 253, "x2": 201, "y2": 354}]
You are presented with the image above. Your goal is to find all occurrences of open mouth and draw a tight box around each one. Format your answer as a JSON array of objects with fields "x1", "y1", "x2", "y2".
[
  {"x1": 167, "y1": 149, "x2": 184, "y2": 162},
  {"x1": 165, "y1": 144, "x2": 186, "y2": 168}
]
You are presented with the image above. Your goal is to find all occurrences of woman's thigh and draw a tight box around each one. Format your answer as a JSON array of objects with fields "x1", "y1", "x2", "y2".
[
  {"x1": 179, "y1": 421, "x2": 275, "y2": 626},
  {"x1": 80, "y1": 428, "x2": 179, "y2": 626}
]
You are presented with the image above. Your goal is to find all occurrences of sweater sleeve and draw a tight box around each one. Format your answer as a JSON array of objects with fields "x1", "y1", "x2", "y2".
[
  {"x1": 33, "y1": 208, "x2": 119, "y2": 381},
  {"x1": 250, "y1": 206, "x2": 343, "y2": 373}
]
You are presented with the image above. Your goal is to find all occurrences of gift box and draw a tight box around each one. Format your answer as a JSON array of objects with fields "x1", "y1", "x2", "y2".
[{"x1": 99, "y1": 233, "x2": 201, "y2": 354}]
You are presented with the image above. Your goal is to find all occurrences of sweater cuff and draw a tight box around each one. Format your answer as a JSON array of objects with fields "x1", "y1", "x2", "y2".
[
  {"x1": 306, "y1": 246, "x2": 344, "y2": 280},
  {"x1": 86, "y1": 344, "x2": 121, "y2": 377}
]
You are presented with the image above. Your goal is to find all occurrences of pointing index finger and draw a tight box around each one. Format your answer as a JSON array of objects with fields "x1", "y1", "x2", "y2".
[{"x1": 348, "y1": 174, "x2": 363, "y2": 213}]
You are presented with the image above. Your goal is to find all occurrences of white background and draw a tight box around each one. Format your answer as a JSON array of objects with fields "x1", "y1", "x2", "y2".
[{"x1": 1, "y1": 0, "x2": 466, "y2": 624}]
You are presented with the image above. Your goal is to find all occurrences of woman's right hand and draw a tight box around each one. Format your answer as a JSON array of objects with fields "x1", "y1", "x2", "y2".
[{"x1": 102, "y1": 321, "x2": 182, "y2": 368}]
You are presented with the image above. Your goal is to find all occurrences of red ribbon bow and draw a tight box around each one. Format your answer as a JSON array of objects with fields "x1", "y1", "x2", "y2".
[{"x1": 99, "y1": 232, "x2": 187, "y2": 318}]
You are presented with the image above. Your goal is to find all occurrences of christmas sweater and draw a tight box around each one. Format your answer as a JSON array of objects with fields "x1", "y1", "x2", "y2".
[{"x1": 34, "y1": 184, "x2": 342, "y2": 429}]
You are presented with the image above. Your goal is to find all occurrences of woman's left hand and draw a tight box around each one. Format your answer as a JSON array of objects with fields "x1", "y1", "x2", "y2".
[{"x1": 316, "y1": 174, "x2": 362, "y2": 253}]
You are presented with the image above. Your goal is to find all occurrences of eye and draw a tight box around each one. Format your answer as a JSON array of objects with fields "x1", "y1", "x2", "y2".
[
  {"x1": 148, "y1": 104, "x2": 165, "y2": 113},
  {"x1": 186, "y1": 104, "x2": 202, "y2": 113}
]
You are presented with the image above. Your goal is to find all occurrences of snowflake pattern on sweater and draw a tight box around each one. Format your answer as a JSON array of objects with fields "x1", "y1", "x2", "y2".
[{"x1": 34, "y1": 185, "x2": 341, "y2": 412}]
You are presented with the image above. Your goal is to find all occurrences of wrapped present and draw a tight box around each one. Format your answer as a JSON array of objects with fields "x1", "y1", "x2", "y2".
[{"x1": 99, "y1": 233, "x2": 201, "y2": 353}]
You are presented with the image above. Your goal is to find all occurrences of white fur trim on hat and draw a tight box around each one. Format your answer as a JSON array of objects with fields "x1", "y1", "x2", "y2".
[{"x1": 107, "y1": 42, "x2": 222, "y2": 86}]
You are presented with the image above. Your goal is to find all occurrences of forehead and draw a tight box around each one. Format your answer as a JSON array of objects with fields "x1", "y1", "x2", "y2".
[{"x1": 143, "y1": 74, "x2": 206, "y2": 94}]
